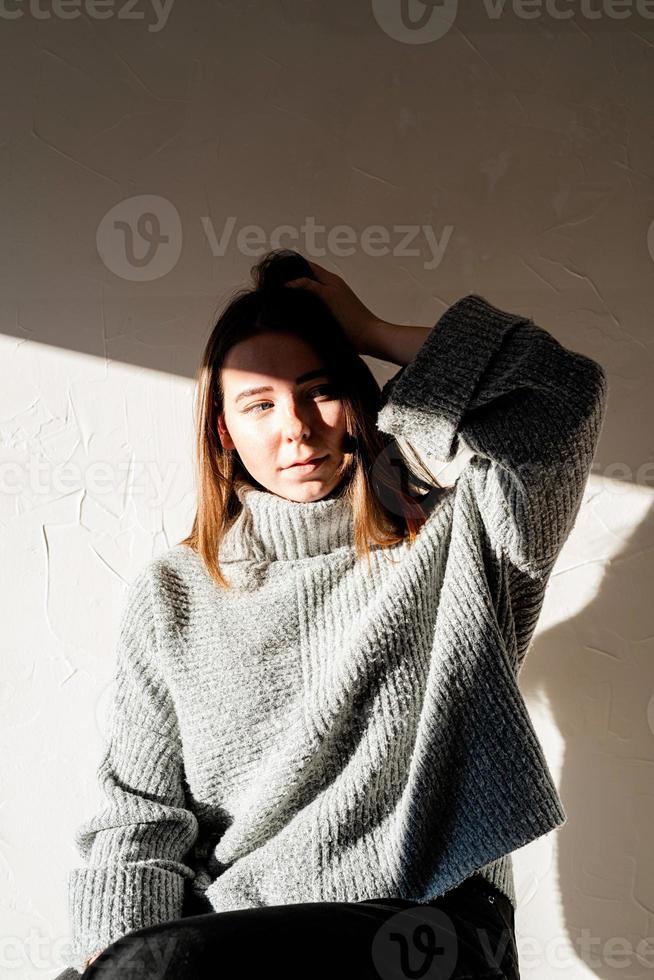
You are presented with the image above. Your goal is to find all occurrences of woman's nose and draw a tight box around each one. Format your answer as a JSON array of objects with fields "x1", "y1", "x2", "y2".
[{"x1": 281, "y1": 400, "x2": 311, "y2": 433}]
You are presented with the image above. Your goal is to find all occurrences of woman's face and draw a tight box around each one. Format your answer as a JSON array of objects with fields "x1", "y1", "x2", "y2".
[{"x1": 217, "y1": 332, "x2": 350, "y2": 502}]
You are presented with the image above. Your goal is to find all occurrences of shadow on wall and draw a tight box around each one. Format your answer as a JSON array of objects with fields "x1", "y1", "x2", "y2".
[{"x1": 515, "y1": 489, "x2": 654, "y2": 976}]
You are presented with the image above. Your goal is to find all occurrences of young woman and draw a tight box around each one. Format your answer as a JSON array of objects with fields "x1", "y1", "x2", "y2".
[{"x1": 64, "y1": 249, "x2": 608, "y2": 979}]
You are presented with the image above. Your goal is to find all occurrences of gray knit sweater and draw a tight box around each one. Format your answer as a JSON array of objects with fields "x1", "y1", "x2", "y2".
[{"x1": 66, "y1": 294, "x2": 607, "y2": 973}]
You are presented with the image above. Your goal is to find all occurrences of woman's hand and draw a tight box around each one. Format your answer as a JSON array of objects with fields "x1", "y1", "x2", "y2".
[{"x1": 284, "y1": 259, "x2": 381, "y2": 356}]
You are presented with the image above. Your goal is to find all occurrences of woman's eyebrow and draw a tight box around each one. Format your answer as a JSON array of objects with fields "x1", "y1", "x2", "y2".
[{"x1": 234, "y1": 369, "x2": 330, "y2": 404}]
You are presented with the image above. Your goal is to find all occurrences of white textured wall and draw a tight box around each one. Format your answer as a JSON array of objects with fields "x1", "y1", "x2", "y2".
[{"x1": 1, "y1": 3, "x2": 652, "y2": 978}]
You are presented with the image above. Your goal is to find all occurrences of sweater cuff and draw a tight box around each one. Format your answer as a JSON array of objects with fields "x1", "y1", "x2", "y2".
[
  {"x1": 67, "y1": 864, "x2": 185, "y2": 973},
  {"x1": 377, "y1": 294, "x2": 528, "y2": 463}
]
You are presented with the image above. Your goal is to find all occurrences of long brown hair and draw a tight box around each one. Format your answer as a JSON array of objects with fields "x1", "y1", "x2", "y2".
[{"x1": 179, "y1": 249, "x2": 445, "y2": 589}]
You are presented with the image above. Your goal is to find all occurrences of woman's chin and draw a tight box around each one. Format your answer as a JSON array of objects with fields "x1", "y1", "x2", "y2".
[
  {"x1": 276, "y1": 472, "x2": 344, "y2": 503},
  {"x1": 246, "y1": 458, "x2": 347, "y2": 503},
  {"x1": 281, "y1": 481, "x2": 330, "y2": 503}
]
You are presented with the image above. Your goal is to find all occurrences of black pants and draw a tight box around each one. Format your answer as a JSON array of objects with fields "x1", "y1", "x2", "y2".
[{"x1": 80, "y1": 873, "x2": 520, "y2": 979}]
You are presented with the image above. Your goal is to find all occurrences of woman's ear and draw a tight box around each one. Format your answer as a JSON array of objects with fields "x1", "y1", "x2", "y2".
[{"x1": 216, "y1": 412, "x2": 235, "y2": 451}]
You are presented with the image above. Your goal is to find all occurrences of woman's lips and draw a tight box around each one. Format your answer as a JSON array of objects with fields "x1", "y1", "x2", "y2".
[{"x1": 285, "y1": 455, "x2": 328, "y2": 473}]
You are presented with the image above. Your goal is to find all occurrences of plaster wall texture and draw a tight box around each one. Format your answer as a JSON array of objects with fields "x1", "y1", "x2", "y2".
[{"x1": 1, "y1": 3, "x2": 652, "y2": 978}]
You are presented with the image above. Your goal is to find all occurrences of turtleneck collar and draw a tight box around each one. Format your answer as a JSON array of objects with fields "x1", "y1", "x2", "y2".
[{"x1": 219, "y1": 481, "x2": 355, "y2": 562}]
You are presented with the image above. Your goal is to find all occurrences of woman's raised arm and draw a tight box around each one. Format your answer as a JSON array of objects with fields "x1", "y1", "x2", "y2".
[{"x1": 376, "y1": 293, "x2": 608, "y2": 581}]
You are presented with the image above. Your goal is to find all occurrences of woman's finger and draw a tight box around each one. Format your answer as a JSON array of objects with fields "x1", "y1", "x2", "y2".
[
  {"x1": 304, "y1": 259, "x2": 331, "y2": 279},
  {"x1": 308, "y1": 260, "x2": 345, "y2": 286},
  {"x1": 285, "y1": 277, "x2": 320, "y2": 292}
]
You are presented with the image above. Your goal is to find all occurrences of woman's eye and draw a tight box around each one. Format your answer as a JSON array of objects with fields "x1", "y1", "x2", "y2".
[{"x1": 246, "y1": 385, "x2": 336, "y2": 414}]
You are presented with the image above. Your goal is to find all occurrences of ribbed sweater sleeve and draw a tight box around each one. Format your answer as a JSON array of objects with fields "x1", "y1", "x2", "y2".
[
  {"x1": 377, "y1": 294, "x2": 608, "y2": 580},
  {"x1": 67, "y1": 567, "x2": 199, "y2": 973}
]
